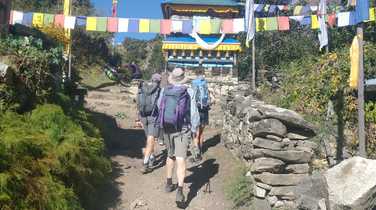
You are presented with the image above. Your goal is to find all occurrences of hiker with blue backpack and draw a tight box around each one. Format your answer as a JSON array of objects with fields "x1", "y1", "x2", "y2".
[
  {"x1": 136, "y1": 73, "x2": 163, "y2": 174},
  {"x1": 190, "y1": 74, "x2": 211, "y2": 163},
  {"x1": 157, "y1": 68, "x2": 200, "y2": 207}
]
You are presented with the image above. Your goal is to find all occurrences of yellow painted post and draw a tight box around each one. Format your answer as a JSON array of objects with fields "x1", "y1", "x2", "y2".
[{"x1": 64, "y1": 0, "x2": 72, "y2": 79}]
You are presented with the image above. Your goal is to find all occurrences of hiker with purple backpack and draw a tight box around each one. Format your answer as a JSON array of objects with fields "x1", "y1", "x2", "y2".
[
  {"x1": 157, "y1": 68, "x2": 200, "y2": 207},
  {"x1": 136, "y1": 73, "x2": 163, "y2": 174}
]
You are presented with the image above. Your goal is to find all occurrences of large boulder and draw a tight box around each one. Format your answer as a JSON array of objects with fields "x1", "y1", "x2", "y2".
[
  {"x1": 295, "y1": 172, "x2": 330, "y2": 210},
  {"x1": 325, "y1": 157, "x2": 376, "y2": 210}
]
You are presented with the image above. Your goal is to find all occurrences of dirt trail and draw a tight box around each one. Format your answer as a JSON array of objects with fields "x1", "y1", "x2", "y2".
[{"x1": 85, "y1": 85, "x2": 238, "y2": 210}]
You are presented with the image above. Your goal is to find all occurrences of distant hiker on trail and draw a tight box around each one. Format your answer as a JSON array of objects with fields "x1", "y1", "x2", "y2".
[
  {"x1": 136, "y1": 73, "x2": 162, "y2": 174},
  {"x1": 158, "y1": 68, "x2": 200, "y2": 207},
  {"x1": 190, "y1": 74, "x2": 211, "y2": 163}
]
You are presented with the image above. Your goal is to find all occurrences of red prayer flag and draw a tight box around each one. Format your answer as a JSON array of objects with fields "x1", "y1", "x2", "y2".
[
  {"x1": 54, "y1": 14, "x2": 64, "y2": 28},
  {"x1": 221, "y1": 19, "x2": 233, "y2": 33},
  {"x1": 278, "y1": 16, "x2": 290, "y2": 31},
  {"x1": 160, "y1": 19, "x2": 171, "y2": 35},
  {"x1": 328, "y1": 13, "x2": 336, "y2": 27},
  {"x1": 107, "y1": 17, "x2": 118, "y2": 32}
]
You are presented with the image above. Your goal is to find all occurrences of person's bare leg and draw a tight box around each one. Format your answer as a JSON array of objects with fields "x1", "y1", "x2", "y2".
[
  {"x1": 198, "y1": 126, "x2": 205, "y2": 151},
  {"x1": 144, "y1": 136, "x2": 155, "y2": 164},
  {"x1": 176, "y1": 157, "x2": 186, "y2": 187},
  {"x1": 165, "y1": 156, "x2": 175, "y2": 192}
]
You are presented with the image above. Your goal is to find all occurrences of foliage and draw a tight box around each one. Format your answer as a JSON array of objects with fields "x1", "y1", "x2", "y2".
[
  {"x1": 260, "y1": 41, "x2": 376, "y2": 157},
  {"x1": 0, "y1": 35, "x2": 63, "y2": 112},
  {"x1": 0, "y1": 104, "x2": 111, "y2": 210},
  {"x1": 225, "y1": 165, "x2": 253, "y2": 209}
]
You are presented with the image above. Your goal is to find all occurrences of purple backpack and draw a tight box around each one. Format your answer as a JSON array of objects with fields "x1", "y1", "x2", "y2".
[{"x1": 159, "y1": 85, "x2": 190, "y2": 131}]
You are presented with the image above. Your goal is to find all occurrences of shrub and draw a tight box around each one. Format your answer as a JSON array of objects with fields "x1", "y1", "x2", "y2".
[{"x1": 0, "y1": 104, "x2": 111, "y2": 210}]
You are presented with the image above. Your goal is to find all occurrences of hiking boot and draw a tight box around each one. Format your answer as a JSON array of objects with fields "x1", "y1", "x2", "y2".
[
  {"x1": 189, "y1": 153, "x2": 203, "y2": 163},
  {"x1": 176, "y1": 188, "x2": 185, "y2": 207},
  {"x1": 165, "y1": 182, "x2": 176, "y2": 193},
  {"x1": 148, "y1": 157, "x2": 155, "y2": 168},
  {"x1": 140, "y1": 164, "x2": 153, "y2": 174}
]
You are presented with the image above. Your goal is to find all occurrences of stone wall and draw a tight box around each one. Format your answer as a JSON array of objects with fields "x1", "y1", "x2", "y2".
[{"x1": 221, "y1": 88, "x2": 318, "y2": 209}]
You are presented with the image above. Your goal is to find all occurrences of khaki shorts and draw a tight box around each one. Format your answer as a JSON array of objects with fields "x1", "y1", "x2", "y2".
[
  {"x1": 141, "y1": 116, "x2": 159, "y2": 138},
  {"x1": 164, "y1": 128, "x2": 192, "y2": 159}
]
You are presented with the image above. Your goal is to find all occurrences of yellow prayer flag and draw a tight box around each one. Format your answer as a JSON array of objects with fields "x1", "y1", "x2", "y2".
[
  {"x1": 139, "y1": 19, "x2": 150, "y2": 33},
  {"x1": 293, "y1": 6, "x2": 303, "y2": 15},
  {"x1": 368, "y1": 8, "x2": 375, "y2": 22},
  {"x1": 86, "y1": 17, "x2": 97, "y2": 31},
  {"x1": 199, "y1": 19, "x2": 211, "y2": 34},
  {"x1": 256, "y1": 18, "x2": 266, "y2": 32},
  {"x1": 32, "y1": 13, "x2": 44, "y2": 27},
  {"x1": 350, "y1": 35, "x2": 361, "y2": 89},
  {"x1": 311, "y1": 15, "x2": 319, "y2": 29}
]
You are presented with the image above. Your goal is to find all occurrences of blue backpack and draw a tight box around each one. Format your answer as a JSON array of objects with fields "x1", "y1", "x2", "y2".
[{"x1": 192, "y1": 77, "x2": 210, "y2": 111}]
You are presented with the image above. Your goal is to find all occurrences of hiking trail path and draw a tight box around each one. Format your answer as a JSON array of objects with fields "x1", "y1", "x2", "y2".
[{"x1": 84, "y1": 85, "x2": 240, "y2": 210}]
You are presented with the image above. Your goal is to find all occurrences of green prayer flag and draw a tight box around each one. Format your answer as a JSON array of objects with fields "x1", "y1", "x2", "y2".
[
  {"x1": 149, "y1": 19, "x2": 161, "y2": 33},
  {"x1": 210, "y1": 19, "x2": 221, "y2": 34},
  {"x1": 44, "y1": 14, "x2": 55, "y2": 26},
  {"x1": 96, "y1": 17, "x2": 108, "y2": 32},
  {"x1": 265, "y1": 17, "x2": 278, "y2": 31}
]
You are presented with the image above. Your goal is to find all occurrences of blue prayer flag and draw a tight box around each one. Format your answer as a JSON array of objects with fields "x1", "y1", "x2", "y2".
[
  {"x1": 301, "y1": 16, "x2": 311, "y2": 26},
  {"x1": 355, "y1": 0, "x2": 369, "y2": 23},
  {"x1": 76, "y1": 16, "x2": 87, "y2": 27},
  {"x1": 22, "y1": 12, "x2": 33, "y2": 26},
  {"x1": 128, "y1": 19, "x2": 139, "y2": 32}
]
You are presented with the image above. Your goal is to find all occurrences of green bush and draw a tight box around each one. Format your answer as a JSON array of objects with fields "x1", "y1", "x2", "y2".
[{"x1": 0, "y1": 104, "x2": 111, "y2": 210}]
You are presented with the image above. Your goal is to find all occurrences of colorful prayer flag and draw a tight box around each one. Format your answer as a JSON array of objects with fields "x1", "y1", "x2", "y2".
[
  {"x1": 96, "y1": 17, "x2": 107, "y2": 32},
  {"x1": 233, "y1": 18, "x2": 245, "y2": 33},
  {"x1": 22, "y1": 12, "x2": 33, "y2": 27},
  {"x1": 128, "y1": 19, "x2": 139, "y2": 32},
  {"x1": 64, "y1": 16, "x2": 76, "y2": 29},
  {"x1": 350, "y1": 35, "x2": 361, "y2": 89},
  {"x1": 86, "y1": 17, "x2": 97, "y2": 31},
  {"x1": 355, "y1": 0, "x2": 369, "y2": 23},
  {"x1": 211, "y1": 19, "x2": 221, "y2": 34},
  {"x1": 118, "y1": 18, "x2": 129, "y2": 32},
  {"x1": 10, "y1": 11, "x2": 23, "y2": 25},
  {"x1": 311, "y1": 15, "x2": 319, "y2": 29},
  {"x1": 139, "y1": 19, "x2": 150, "y2": 33},
  {"x1": 76, "y1": 16, "x2": 87, "y2": 27},
  {"x1": 107, "y1": 17, "x2": 118, "y2": 32},
  {"x1": 367, "y1": 8, "x2": 375, "y2": 22},
  {"x1": 171, "y1": 20, "x2": 183, "y2": 33},
  {"x1": 54, "y1": 14, "x2": 65, "y2": 28},
  {"x1": 149, "y1": 19, "x2": 161, "y2": 33},
  {"x1": 221, "y1": 19, "x2": 233, "y2": 33},
  {"x1": 265, "y1": 17, "x2": 278, "y2": 31},
  {"x1": 293, "y1": 6, "x2": 303, "y2": 15},
  {"x1": 277, "y1": 16, "x2": 290, "y2": 31},
  {"x1": 160, "y1": 19, "x2": 171, "y2": 35},
  {"x1": 256, "y1": 18, "x2": 266, "y2": 31},
  {"x1": 43, "y1": 14, "x2": 54, "y2": 26},
  {"x1": 199, "y1": 19, "x2": 211, "y2": 34},
  {"x1": 182, "y1": 20, "x2": 193, "y2": 34},
  {"x1": 328, "y1": 13, "x2": 336, "y2": 27},
  {"x1": 301, "y1": 16, "x2": 311, "y2": 26}
]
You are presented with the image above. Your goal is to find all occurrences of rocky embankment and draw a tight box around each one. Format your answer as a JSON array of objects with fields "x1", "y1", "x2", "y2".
[{"x1": 221, "y1": 90, "x2": 317, "y2": 209}]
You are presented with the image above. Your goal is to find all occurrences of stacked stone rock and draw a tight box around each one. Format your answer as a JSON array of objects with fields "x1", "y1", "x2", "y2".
[{"x1": 222, "y1": 93, "x2": 317, "y2": 209}]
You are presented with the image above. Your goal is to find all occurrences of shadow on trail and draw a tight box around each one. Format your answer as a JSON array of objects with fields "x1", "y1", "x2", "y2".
[
  {"x1": 202, "y1": 134, "x2": 221, "y2": 154},
  {"x1": 182, "y1": 159, "x2": 219, "y2": 209},
  {"x1": 87, "y1": 111, "x2": 147, "y2": 210},
  {"x1": 89, "y1": 111, "x2": 146, "y2": 158}
]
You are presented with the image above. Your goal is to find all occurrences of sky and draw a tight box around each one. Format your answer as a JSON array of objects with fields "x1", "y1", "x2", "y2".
[{"x1": 91, "y1": 0, "x2": 164, "y2": 43}]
